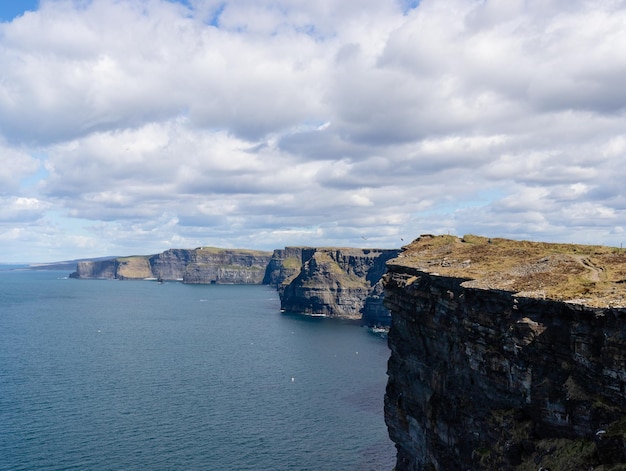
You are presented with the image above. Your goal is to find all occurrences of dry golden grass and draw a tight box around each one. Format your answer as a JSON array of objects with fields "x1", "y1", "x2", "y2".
[
  {"x1": 195, "y1": 247, "x2": 272, "y2": 256},
  {"x1": 393, "y1": 234, "x2": 626, "y2": 307},
  {"x1": 116, "y1": 256, "x2": 153, "y2": 279}
]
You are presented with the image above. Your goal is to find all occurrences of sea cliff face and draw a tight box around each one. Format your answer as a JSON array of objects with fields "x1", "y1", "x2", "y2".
[
  {"x1": 262, "y1": 246, "x2": 313, "y2": 286},
  {"x1": 75, "y1": 259, "x2": 119, "y2": 279},
  {"x1": 384, "y1": 235, "x2": 626, "y2": 470},
  {"x1": 73, "y1": 245, "x2": 399, "y2": 323},
  {"x1": 273, "y1": 247, "x2": 400, "y2": 323},
  {"x1": 73, "y1": 248, "x2": 272, "y2": 284},
  {"x1": 175, "y1": 248, "x2": 271, "y2": 284}
]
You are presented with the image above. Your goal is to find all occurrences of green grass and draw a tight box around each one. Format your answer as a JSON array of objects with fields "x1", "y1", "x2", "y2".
[
  {"x1": 195, "y1": 247, "x2": 272, "y2": 256},
  {"x1": 281, "y1": 257, "x2": 302, "y2": 269}
]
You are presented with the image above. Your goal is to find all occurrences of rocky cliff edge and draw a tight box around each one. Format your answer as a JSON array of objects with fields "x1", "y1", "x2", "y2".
[{"x1": 384, "y1": 234, "x2": 626, "y2": 470}]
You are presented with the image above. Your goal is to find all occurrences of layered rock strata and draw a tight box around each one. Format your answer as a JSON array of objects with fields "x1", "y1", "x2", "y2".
[
  {"x1": 73, "y1": 248, "x2": 272, "y2": 284},
  {"x1": 73, "y1": 245, "x2": 399, "y2": 322},
  {"x1": 274, "y1": 247, "x2": 400, "y2": 322},
  {"x1": 384, "y1": 235, "x2": 626, "y2": 470},
  {"x1": 262, "y1": 246, "x2": 312, "y2": 286}
]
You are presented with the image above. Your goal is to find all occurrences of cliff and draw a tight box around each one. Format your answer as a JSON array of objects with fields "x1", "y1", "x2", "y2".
[
  {"x1": 73, "y1": 244, "x2": 399, "y2": 323},
  {"x1": 270, "y1": 247, "x2": 400, "y2": 323},
  {"x1": 262, "y1": 246, "x2": 312, "y2": 286},
  {"x1": 384, "y1": 235, "x2": 626, "y2": 470},
  {"x1": 75, "y1": 256, "x2": 153, "y2": 279},
  {"x1": 73, "y1": 247, "x2": 272, "y2": 284}
]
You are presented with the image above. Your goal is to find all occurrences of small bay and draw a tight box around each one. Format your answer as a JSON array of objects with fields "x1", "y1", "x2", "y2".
[{"x1": 0, "y1": 269, "x2": 395, "y2": 470}]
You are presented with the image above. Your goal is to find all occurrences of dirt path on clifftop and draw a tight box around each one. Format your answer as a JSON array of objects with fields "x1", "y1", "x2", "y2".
[{"x1": 576, "y1": 256, "x2": 604, "y2": 282}]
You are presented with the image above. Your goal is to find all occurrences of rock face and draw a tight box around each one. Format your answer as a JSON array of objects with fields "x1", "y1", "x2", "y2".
[
  {"x1": 73, "y1": 248, "x2": 272, "y2": 284},
  {"x1": 75, "y1": 259, "x2": 119, "y2": 279},
  {"x1": 384, "y1": 235, "x2": 626, "y2": 470},
  {"x1": 262, "y1": 247, "x2": 312, "y2": 286},
  {"x1": 270, "y1": 247, "x2": 400, "y2": 323},
  {"x1": 178, "y1": 248, "x2": 271, "y2": 284},
  {"x1": 73, "y1": 244, "x2": 400, "y2": 323},
  {"x1": 149, "y1": 249, "x2": 193, "y2": 280}
]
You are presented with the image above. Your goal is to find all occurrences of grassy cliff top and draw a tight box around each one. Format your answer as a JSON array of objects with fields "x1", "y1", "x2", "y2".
[
  {"x1": 193, "y1": 247, "x2": 273, "y2": 255},
  {"x1": 115, "y1": 255, "x2": 152, "y2": 279},
  {"x1": 390, "y1": 234, "x2": 626, "y2": 307}
]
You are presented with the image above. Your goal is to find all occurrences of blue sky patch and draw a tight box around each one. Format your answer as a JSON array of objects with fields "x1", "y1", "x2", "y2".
[
  {"x1": 399, "y1": 0, "x2": 420, "y2": 15},
  {"x1": 0, "y1": 0, "x2": 39, "y2": 21}
]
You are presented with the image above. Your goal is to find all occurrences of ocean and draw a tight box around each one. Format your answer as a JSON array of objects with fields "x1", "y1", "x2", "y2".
[{"x1": 0, "y1": 269, "x2": 395, "y2": 471}]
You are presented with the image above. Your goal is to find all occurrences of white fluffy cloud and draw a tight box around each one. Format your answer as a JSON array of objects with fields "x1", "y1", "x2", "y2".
[{"x1": 1, "y1": 0, "x2": 626, "y2": 262}]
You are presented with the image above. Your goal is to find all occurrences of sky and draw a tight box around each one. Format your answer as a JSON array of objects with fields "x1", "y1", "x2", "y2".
[{"x1": 2, "y1": 0, "x2": 626, "y2": 263}]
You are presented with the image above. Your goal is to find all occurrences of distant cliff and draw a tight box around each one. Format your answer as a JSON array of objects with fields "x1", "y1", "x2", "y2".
[
  {"x1": 73, "y1": 245, "x2": 399, "y2": 323},
  {"x1": 263, "y1": 246, "x2": 312, "y2": 286},
  {"x1": 384, "y1": 235, "x2": 626, "y2": 470},
  {"x1": 268, "y1": 247, "x2": 400, "y2": 324},
  {"x1": 73, "y1": 247, "x2": 272, "y2": 284}
]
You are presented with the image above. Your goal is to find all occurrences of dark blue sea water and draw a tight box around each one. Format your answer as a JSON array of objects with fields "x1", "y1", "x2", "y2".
[{"x1": 0, "y1": 269, "x2": 395, "y2": 471}]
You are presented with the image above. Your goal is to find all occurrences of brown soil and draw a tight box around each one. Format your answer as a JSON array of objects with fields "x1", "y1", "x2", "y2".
[{"x1": 390, "y1": 234, "x2": 626, "y2": 307}]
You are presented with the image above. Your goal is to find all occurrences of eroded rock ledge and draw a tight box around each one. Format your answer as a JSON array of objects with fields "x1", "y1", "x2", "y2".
[{"x1": 384, "y1": 235, "x2": 626, "y2": 470}]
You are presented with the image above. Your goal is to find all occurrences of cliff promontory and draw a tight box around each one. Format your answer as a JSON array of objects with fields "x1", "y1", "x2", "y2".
[
  {"x1": 266, "y1": 247, "x2": 400, "y2": 324},
  {"x1": 384, "y1": 235, "x2": 626, "y2": 470},
  {"x1": 73, "y1": 245, "x2": 400, "y2": 323},
  {"x1": 73, "y1": 247, "x2": 272, "y2": 284}
]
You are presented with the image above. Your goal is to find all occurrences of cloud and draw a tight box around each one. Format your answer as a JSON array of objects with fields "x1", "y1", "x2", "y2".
[
  {"x1": 0, "y1": 196, "x2": 49, "y2": 222},
  {"x1": 0, "y1": 143, "x2": 41, "y2": 192},
  {"x1": 1, "y1": 0, "x2": 626, "y2": 262}
]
